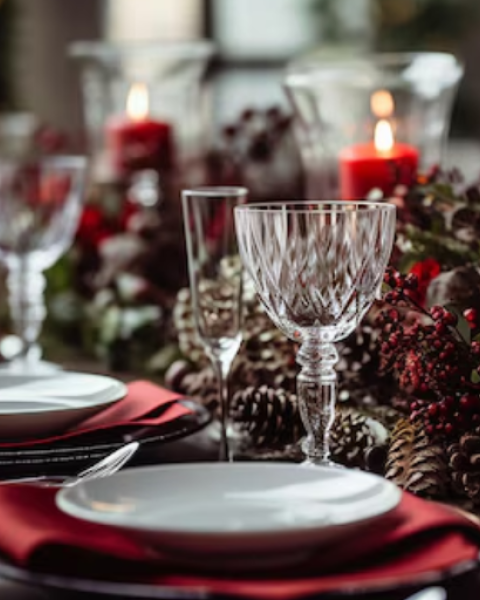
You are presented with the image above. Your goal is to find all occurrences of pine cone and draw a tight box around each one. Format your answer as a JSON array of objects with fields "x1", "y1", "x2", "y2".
[
  {"x1": 243, "y1": 304, "x2": 295, "y2": 365},
  {"x1": 172, "y1": 288, "x2": 207, "y2": 368},
  {"x1": 234, "y1": 302, "x2": 296, "y2": 392},
  {"x1": 164, "y1": 359, "x2": 195, "y2": 391},
  {"x1": 231, "y1": 354, "x2": 297, "y2": 394},
  {"x1": 449, "y1": 432, "x2": 480, "y2": 505},
  {"x1": 338, "y1": 323, "x2": 378, "y2": 376},
  {"x1": 231, "y1": 387, "x2": 380, "y2": 468},
  {"x1": 385, "y1": 419, "x2": 449, "y2": 499},
  {"x1": 337, "y1": 322, "x2": 391, "y2": 406},
  {"x1": 330, "y1": 408, "x2": 376, "y2": 469},
  {"x1": 230, "y1": 385, "x2": 302, "y2": 447},
  {"x1": 177, "y1": 367, "x2": 219, "y2": 411}
]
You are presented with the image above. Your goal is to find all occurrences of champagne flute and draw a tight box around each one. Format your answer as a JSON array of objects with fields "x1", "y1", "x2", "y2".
[
  {"x1": 182, "y1": 187, "x2": 247, "y2": 461},
  {"x1": 0, "y1": 156, "x2": 87, "y2": 372}
]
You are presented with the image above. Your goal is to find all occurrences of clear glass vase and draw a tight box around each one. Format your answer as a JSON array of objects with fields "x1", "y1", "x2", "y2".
[
  {"x1": 284, "y1": 52, "x2": 463, "y2": 200},
  {"x1": 69, "y1": 40, "x2": 215, "y2": 188}
]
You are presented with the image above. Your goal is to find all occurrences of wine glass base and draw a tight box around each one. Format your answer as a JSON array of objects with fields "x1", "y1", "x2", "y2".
[
  {"x1": 208, "y1": 420, "x2": 246, "y2": 462},
  {"x1": 300, "y1": 457, "x2": 345, "y2": 469}
]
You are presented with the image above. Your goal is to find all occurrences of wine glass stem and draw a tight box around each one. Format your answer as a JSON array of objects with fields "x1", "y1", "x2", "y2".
[
  {"x1": 214, "y1": 360, "x2": 232, "y2": 463},
  {"x1": 7, "y1": 262, "x2": 46, "y2": 366},
  {"x1": 297, "y1": 337, "x2": 338, "y2": 465}
]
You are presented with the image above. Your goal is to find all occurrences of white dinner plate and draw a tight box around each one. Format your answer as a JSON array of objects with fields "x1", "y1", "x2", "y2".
[
  {"x1": 0, "y1": 372, "x2": 127, "y2": 439},
  {"x1": 57, "y1": 463, "x2": 401, "y2": 570}
]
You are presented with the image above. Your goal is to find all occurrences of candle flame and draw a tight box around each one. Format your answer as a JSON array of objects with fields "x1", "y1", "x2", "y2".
[
  {"x1": 126, "y1": 83, "x2": 149, "y2": 121},
  {"x1": 375, "y1": 120, "x2": 394, "y2": 152},
  {"x1": 370, "y1": 90, "x2": 394, "y2": 118}
]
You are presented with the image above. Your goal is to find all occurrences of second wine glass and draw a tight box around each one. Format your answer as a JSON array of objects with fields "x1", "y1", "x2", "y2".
[
  {"x1": 235, "y1": 201, "x2": 396, "y2": 466},
  {"x1": 0, "y1": 156, "x2": 87, "y2": 372},
  {"x1": 182, "y1": 186, "x2": 247, "y2": 461}
]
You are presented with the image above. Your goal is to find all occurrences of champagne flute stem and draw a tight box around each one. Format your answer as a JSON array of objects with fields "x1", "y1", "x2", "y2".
[
  {"x1": 297, "y1": 337, "x2": 338, "y2": 466},
  {"x1": 7, "y1": 261, "x2": 46, "y2": 368},
  {"x1": 214, "y1": 360, "x2": 232, "y2": 462}
]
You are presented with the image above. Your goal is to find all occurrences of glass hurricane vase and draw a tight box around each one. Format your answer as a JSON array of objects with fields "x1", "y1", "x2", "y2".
[
  {"x1": 235, "y1": 201, "x2": 396, "y2": 465},
  {"x1": 69, "y1": 41, "x2": 214, "y2": 187},
  {"x1": 285, "y1": 52, "x2": 463, "y2": 200}
]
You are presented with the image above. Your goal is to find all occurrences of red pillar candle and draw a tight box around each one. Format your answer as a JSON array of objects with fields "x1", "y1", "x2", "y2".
[
  {"x1": 106, "y1": 83, "x2": 174, "y2": 177},
  {"x1": 339, "y1": 138, "x2": 419, "y2": 200},
  {"x1": 339, "y1": 90, "x2": 419, "y2": 200}
]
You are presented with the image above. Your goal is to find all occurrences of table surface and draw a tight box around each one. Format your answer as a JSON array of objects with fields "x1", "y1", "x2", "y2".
[{"x1": 1, "y1": 421, "x2": 480, "y2": 600}]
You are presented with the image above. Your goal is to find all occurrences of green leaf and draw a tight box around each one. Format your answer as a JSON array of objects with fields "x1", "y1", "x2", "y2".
[{"x1": 472, "y1": 370, "x2": 480, "y2": 384}]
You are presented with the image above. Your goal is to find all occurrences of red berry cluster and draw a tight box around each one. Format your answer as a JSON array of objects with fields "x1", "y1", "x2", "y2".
[{"x1": 378, "y1": 267, "x2": 480, "y2": 438}]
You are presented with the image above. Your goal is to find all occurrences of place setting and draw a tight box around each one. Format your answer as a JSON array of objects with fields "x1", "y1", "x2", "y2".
[
  {"x1": 0, "y1": 371, "x2": 211, "y2": 478},
  {"x1": 0, "y1": 462, "x2": 476, "y2": 599},
  {"x1": 0, "y1": 156, "x2": 212, "y2": 480}
]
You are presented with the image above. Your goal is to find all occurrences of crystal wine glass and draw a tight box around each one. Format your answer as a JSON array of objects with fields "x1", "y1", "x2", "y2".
[
  {"x1": 0, "y1": 156, "x2": 87, "y2": 372},
  {"x1": 182, "y1": 186, "x2": 248, "y2": 461},
  {"x1": 235, "y1": 201, "x2": 396, "y2": 466}
]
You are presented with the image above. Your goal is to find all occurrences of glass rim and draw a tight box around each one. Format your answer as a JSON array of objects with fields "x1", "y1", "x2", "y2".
[
  {"x1": 69, "y1": 40, "x2": 215, "y2": 61},
  {"x1": 0, "y1": 155, "x2": 87, "y2": 169},
  {"x1": 182, "y1": 186, "x2": 248, "y2": 199},
  {"x1": 234, "y1": 201, "x2": 396, "y2": 214},
  {"x1": 285, "y1": 51, "x2": 463, "y2": 86}
]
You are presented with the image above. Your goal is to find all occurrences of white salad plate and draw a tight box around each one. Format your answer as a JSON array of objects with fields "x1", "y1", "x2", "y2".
[
  {"x1": 56, "y1": 462, "x2": 401, "y2": 570},
  {"x1": 0, "y1": 372, "x2": 127, "y2": 439}
]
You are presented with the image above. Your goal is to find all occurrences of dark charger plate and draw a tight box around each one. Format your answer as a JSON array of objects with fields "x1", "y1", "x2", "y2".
[
  {"x1": 0, "y1": 399, "x2": 212, "y2": 480},
  {"x1": 0, "y1": 552, "x2": 477, "y2": 600}
]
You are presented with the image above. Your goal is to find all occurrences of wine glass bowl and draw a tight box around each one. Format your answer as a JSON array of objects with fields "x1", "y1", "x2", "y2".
[
  {"x1": 234, "y1": 201, "x2": 396, "y2": 465},
  {"x1": 0, "y1": 156, "x2": 87, "y2": 371},
  {"x1": 0, "y1": 157, "x2": 86, "y2": 269},
  {"x1": 196, "y1": 275, "x2": 242, "y2": 364}
]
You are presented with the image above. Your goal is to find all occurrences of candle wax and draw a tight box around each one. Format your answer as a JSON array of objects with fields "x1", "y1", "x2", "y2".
[
  {"x1": 339, "y1": 142, "x2": 419, "y2": 200},
  {"x1": 106, "y1": 116, "x2": 174, "y2": 176}
]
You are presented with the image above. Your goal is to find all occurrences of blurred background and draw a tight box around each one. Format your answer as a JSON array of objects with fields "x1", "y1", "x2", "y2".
[{"x1": 1, "y1": 0, "x2": 480, "y2": 146}]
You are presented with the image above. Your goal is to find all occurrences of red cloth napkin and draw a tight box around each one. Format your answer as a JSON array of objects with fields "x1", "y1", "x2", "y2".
[
  {"x1": 0, "y1": 381, "x2": 191, "y2": 447},
  {"x1": 0, "y1": 487, "x2": 478, "y2": 600}
]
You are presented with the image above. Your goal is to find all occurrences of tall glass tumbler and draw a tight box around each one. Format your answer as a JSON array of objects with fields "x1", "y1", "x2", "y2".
[{"x1": 182, "y1": 186, "x2": 247, "y2": 461}]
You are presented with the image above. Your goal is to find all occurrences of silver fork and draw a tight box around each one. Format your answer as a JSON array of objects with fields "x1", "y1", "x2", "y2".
[{"x1": 1, "y1": 441, "x2": 140, "y2": 487}]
